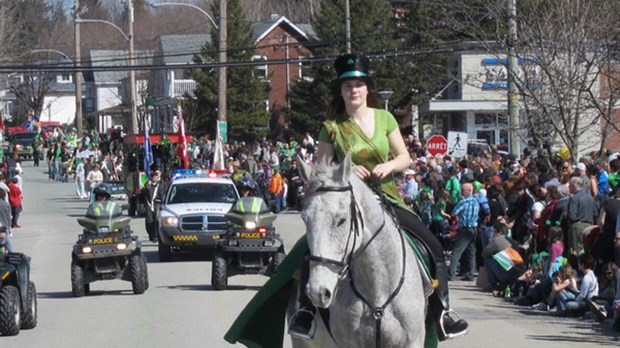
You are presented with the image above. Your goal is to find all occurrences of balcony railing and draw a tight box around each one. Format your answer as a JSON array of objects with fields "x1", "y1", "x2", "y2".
[{"x1": 173, "y1": 80, "x2": 196, "y2": 97}]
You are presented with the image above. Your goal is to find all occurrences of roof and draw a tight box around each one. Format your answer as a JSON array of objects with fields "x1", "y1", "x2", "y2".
[
  {"x1": 159, "y1": 34, "x2": 211, "y2": 65},
  {"x1": 253, "y1": 15, "x2": 314, "y2": 43},
  {"x1": 171, "y1": 176, "x2": 234, "y2": 186},
  {"x1": 86, "y1": 49, "x2": 154, "y2": 83}
]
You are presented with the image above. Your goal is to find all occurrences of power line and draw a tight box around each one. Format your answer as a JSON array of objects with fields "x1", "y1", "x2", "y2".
[{"x1": 0, "y1": 45, "x2": 465, "y2": 74}]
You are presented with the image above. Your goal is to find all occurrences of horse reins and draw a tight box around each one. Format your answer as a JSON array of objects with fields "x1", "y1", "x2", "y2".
[{"x1": 305, "y1": 182, "x2": 407, "y2": 348}]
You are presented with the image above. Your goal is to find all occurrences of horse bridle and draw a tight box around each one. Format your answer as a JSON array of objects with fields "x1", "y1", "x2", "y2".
[
  {"x1": 305, "y1": 183, "x2": 361, "y2": 279},
  {"x1": 305, "y1": 182, "x2": 408, "y2": 348}
]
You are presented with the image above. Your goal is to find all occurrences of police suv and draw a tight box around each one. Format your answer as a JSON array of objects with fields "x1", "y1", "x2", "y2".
[{"x1": 157, "y1": 169, "x2": 239, "y2": 261}]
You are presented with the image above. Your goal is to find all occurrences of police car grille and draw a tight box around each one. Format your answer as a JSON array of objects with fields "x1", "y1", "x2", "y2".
[{"x1": 181, "y1": 215, "x2": 227, "y2": 232}]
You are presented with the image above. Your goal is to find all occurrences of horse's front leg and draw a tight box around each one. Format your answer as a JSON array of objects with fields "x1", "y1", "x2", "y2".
[{"x1": 330, "y1": 296, "x2": 369, "y2": 348}]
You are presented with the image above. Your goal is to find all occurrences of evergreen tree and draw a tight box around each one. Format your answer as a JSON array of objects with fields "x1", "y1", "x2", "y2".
[
  {"x1": 192, "y1": 0, "x2": 269, "y2": 143},
  {"x1": 285, "y1": 0, "x2": 405, "y2": 139}
]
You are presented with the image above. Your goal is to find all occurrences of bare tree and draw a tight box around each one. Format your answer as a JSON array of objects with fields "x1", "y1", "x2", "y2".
[
  {"x1": 0, "y1": 3, "x2": 20, "y2": 64},
  {"x1": 512, "y1": 0, "x2": 620, "y2": 158},
  {"x1": 445, "y1": 0, "x2": 620, "y2": 159}
]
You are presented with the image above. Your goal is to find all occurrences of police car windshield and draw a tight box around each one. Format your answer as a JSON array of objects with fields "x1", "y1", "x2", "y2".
[{"x1": 167, "y1": 183, "x2": 237, "y2": 204}]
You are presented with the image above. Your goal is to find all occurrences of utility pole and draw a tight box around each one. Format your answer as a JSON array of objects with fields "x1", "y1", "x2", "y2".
[
  {"x1": 507, "y1": 0, "x2": 521, "y2": 156},
  {"x1": 73, "y1": 0, "x2": 83, "y2": 137},
  {"x1": 345, "y1": 0, "x2": 351, "y2": 53},
  {"x1": 128, "y1": 0, "x2": 138, "y2": 134},
  {"x1": 218, "y1": 0, "x2": 227, "y2": 125}
]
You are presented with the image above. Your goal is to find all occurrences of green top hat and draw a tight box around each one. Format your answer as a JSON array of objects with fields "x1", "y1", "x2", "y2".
[{"x1": 331, "y1": 53, "x2": 375, "y2": 90}]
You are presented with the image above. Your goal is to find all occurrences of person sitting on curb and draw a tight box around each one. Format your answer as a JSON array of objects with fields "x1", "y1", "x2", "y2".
[
  {"x1": 481, "y1": 222, "x2": 525, "y2": 294},
  {"x1": 557, "y1": 253, "x2": 598, "y2": 316}
]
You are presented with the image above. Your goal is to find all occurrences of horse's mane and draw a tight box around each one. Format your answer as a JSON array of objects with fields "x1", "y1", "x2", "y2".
[{"x1": 304, "y1": 161, "x2": 377, "y2": 207}]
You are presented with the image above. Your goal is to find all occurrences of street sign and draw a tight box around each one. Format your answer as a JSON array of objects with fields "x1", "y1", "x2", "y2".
[
  {"x1": 426, "y1": 135, "x2": 448, "y2": 157},
  {"x1": 447, "y1": 131, "x2": 468, "y2": 158},
  {"x1": 217, "y1": 120, "x2": 228, "y2": 143}
]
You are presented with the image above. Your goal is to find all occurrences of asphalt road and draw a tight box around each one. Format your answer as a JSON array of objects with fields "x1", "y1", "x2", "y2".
[{"x1": 2, "y1": 162, "x2": 618, "y2": 348}]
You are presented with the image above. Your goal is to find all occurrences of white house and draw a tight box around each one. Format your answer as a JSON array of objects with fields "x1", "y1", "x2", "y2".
[
  {"x1": 419, "y1": 52, "x2": 601, "y2": 157},
  {"x1": 85, "y1": 49, "x2": 153, "y2": 133},
  {"x1": 148, "y1": 34, "x2": 210, "y2": 133}
]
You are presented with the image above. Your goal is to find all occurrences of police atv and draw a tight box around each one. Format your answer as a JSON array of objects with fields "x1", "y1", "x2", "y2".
[
  {"x1": 211, "y1": 197, "x2": 285, "y2": 290},
  {"x1": 0, "y1": 251, "x2": 37, "y2": 336},
  {"x1": 71, "y1": 198, "x2": 149, "y2": 297}
]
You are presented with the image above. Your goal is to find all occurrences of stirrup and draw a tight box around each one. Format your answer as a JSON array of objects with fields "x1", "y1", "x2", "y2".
[
  {"x1": 288, "y1": 308, "x2": 316, "y2": 340},
  {"x1": 439, "y1": 309, "x2": 468, "y2": 340}
]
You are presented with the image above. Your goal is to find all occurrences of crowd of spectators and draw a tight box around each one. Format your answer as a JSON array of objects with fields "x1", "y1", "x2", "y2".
[{"x1": 394, "y1": 135, "x2": 619, "y2": 332}]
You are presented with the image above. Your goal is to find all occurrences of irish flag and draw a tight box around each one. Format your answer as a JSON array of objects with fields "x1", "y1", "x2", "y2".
[{"x1": 492, "y1": 247, "x2": 524, "y2": 271}]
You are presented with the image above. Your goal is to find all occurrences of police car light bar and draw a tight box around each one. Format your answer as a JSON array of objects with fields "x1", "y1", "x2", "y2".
[{"x1": 172, "y1": 169, "x2": 231, "y2": 180}]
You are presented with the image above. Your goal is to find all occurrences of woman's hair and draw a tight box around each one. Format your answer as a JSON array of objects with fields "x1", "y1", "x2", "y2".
[
  {"x1": 604, "y1": 261, "x2": 618, "y2": 275},
  {"x1": 546, "y1": 185, "x2": 560, "y2": 200},
  {"x1": 419, "y1": 191, "x2": 431, "y2": 201},
  {"x1": 548, "y1": 226, "x2": 563, "y2": 242},
  {"x1": 436, "y1": 189, "x2": 450, "y2": 203},
  {"x1": 559, "y1": 264, "x2": 574, "y2": 280},
  {"x1": 326, "y1": 80, "x2": 380, "y2": 119},
  {"x1": 599, "y1": 262, "x2": 619, "y2": 291}
]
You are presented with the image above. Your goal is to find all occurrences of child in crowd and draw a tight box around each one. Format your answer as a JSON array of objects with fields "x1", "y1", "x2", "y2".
[
  {"x1": 533, "y1": 264, "x2": 578, "y2": 312},
  {"x1": 558, "y1": 254, "x2": 599, "y2": 316},
  {"x1": 431, "y1": 190, "x2": 451, "y2": 246},
  {"x1": 546, "y1": 227, "x2": 564, "y2": 278},
  {"x1": 417, "y1": 190, "x2": 434, "y2": 228}
]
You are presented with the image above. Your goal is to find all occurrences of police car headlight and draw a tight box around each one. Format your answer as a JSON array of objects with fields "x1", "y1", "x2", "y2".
[
  {"x1": 162, "y1": 216, "x2": 178, "y2": 227},
  {"x1": 82, "y1": 246, "x2": 92, "y2": 254},
  {"x1": 244, "y1": 221, "x2": 257, "y2": 230}
]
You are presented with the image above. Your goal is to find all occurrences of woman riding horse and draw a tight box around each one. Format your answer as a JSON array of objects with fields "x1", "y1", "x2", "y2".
[{"x1": 288, "y1": 53, "x2": 468, "y2": 342}]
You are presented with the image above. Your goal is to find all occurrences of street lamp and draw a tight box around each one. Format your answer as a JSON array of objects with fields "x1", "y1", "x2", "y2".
[
  {"x1": 30, "y1": 49, "x2": 71, "y2": 59},
  {"x1": 75, "y1": 3, "x2": 138, "y2": 135},
  {"x1": 378, "y1": 90, "x2": 394, "y2": 110},
  {"x1": 150, "y1": 1, "x2": 227, "y2": 141},
  {"x1": 150, "y1": 2, "x2": 218, "y2": 29}
]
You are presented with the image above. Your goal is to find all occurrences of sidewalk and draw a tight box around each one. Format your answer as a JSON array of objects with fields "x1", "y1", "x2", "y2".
[{"x1": 442, "y1": 279, "x2": 619, "y2": 347}]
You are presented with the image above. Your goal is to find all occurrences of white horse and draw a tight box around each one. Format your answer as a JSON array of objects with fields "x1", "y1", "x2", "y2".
[{"x1": 288, "y1": 154, "x2": 433, "y2": 348}]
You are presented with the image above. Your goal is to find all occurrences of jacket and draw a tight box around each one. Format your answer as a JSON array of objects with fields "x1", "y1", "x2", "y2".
[
  {"x1": 8, "y1": 182, "x2": 21, "y2": 207},
  {"x1": 269, "y1": 172, "x2": 283, "y2": 195}
]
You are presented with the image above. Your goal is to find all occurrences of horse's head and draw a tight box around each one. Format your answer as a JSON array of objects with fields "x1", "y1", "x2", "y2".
[{"x1": 298, "y1": 153, "x2": 359, "y2": 308}]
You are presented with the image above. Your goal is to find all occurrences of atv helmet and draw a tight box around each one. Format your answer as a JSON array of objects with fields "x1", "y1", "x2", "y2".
[
  {"x1": 93, "y1": 183, "x2": 112, "y2": 200},
  {"x1": 236, "y1": 177, "x2": 258, "y2": 196}
]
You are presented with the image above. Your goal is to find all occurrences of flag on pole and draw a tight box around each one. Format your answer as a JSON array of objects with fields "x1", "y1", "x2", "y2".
[
  {"x1": 176, "y1": 104, "x2": 189, "y2": 169},
  {"x1": 143, "y1": 117, "x2": 153, "y2": 177}
]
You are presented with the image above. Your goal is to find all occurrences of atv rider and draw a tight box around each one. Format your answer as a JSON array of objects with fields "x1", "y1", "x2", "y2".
[
  {"x1": 86, "y1": 183, "x2": 122, "y2": 221},
  {"x1": 233, "y1": 177, "x2": 271, "y2": 217},
  {"x1": 236, "y1": 176, "x2": 259, "y2": 198},
  {"x1": 0, "y1": 225, "x2": 11, "y2": 253}
]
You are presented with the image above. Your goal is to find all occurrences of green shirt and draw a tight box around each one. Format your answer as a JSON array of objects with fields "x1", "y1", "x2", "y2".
[
  {"x1": 432, "y1": 200, "x2": 447, "y2": 221},
  {"x1": 446, "y1": 176, "x2": 461, "y2": 204},
  {"x1": 318, "y1": 108, "x2": 405, "y2": 208}
]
